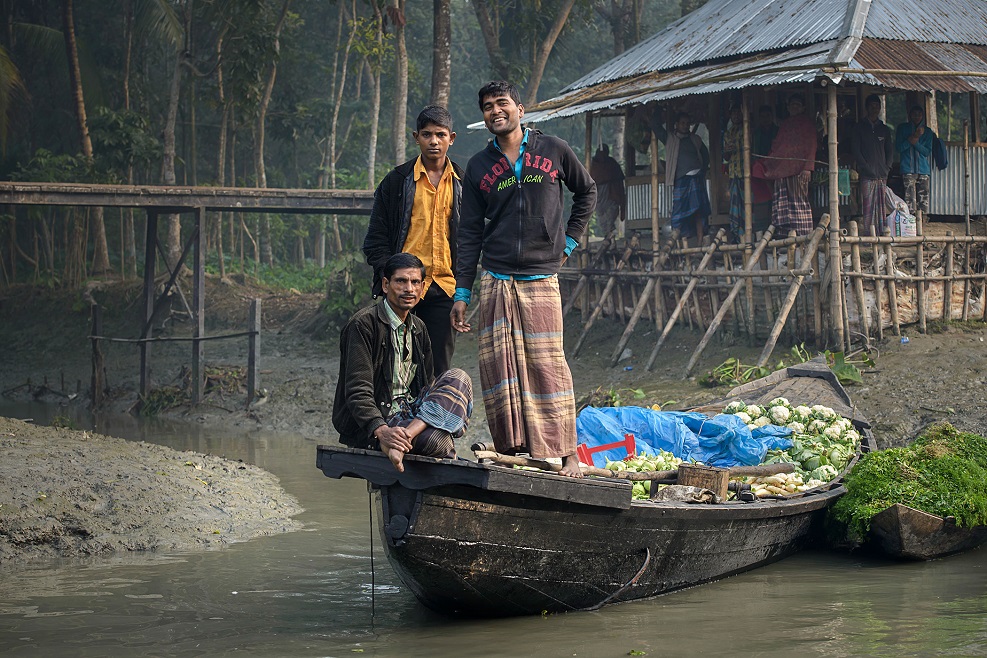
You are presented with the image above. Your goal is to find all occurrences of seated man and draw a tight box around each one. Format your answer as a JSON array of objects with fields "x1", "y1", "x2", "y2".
[{"x1": 332, "y1": 252, "x2": 472, "y2": 472}]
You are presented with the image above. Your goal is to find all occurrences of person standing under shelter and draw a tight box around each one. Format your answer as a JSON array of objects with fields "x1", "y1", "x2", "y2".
[
  {"x1": 655, "y1": 112, "x2": 710, "y2": 242},
  {"x1": 896, "y1": 104, "x2": 933, "y2": 219},
  {"x1": 333, "y1": 253, "x2": 473, "y2": 473},
  {"x1": 756, "y1": 93, "x2": 817, "y2": 236},
  {"x1": 450, "y1": 80, "x2": 597, "y2": 478},
  {"x1": 852, "y1": 94, "x2": 894, "y2": 235},
  {"x1": 723, "y1": 105, "x2": 745, "y2": 242},
  {"x1": 363, "y1": 105, "x2": 463, "y2": 375},
  {"x1": 589, "y1": 143, "x2": 625, "y2": 237}
]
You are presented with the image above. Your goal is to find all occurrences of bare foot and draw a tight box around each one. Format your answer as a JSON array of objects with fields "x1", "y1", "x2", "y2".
[
  {"x1": 559, "y1": 454, "x2": 583, "y2": 478},
  {"x1": 386, "y1": 448, "x2": 406, "y2": 473}
]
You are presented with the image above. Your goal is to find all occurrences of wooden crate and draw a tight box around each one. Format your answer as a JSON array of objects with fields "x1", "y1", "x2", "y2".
[{"x1": 677, "y1": 463, "x2": 729, "y2": 500}]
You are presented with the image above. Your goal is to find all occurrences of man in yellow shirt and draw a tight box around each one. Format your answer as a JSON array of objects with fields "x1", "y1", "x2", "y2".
[{"x1": 363, "y1": 106, "x2": 464, "y2": 374}]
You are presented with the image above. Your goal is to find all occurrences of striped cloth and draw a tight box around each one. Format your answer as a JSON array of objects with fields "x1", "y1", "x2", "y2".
[
  {"x1": 771, "y1": 173, "x2": 814, "y2": 236},
  {"x1": 728, "y1": 177, "x2": 745, "y2": 242},
  {"x1": 388, "y1": 368, "x2": 473, "y2": 459},
  {"x1": 860, "y1": 178, "x2": 888, "y2": 235},
  {"x1": 670, "y1": 174, "x2": 710, "y2": 238},
  {"x1": 477, "y1": 274, "x2": 576, "y2": 459}
]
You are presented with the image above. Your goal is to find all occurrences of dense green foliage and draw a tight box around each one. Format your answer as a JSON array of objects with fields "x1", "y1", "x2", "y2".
[{"x1": 829, "y1": 423, "x2": 987, "y2": 543}]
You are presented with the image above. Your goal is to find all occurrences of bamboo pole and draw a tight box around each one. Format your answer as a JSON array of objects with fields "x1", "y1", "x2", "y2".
[
  {"x1": 882, "y1": 228, "x2": 901, "y2": 336},
  {"x1": 827, "y1": 84, "x2": 845, "y2": 349},
  {"x1": 964, "y1": 119, "x2": 971, "y2": 237},
  {"x1": 742, "y1": 92, "x2": 755, "y2": 341},
  {"x1": 756, "y1": 217, "x2": 829, "y2": 367},
  {"x1": 572, "y1": 243, "x2": 636, "y2": 356},
  {"x1": 651, "y1": 124, "x2": 662, "y2": 331},
  {"x1": 609, "y1": 230, "x2": 680, "y2": 366},
  {"x1": 944, "y1": 230, "x2": 954, "y2": 322},
  {"x1": 916, "y1": 216, "x2": 927, "y2": 334},
  {"x1": 562, "y1": 230, "x2": 616, "y2": 317},
  {"x1": 848, "y1": 221, "x2": 870, "y2": 343},
  {"x1": 870, "y1": 224, "x2": 884, "y2": 342},
  {"x1": 646, "y1": 228, "x2": 726, "y2": 370},
  {"x1": 685, "y1": 225, "x2": 777, "y2": 376}
]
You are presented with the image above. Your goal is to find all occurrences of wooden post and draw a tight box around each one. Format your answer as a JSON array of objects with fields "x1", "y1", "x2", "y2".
[
  {"x1": 827, "y1": 83, "x2": 845, "y2": 349},
  {"x1": 848, "y1": 221, "x2": 869, "y2": 343},
  {"x1": 192, "y1": 207, "x2": 205, "y2": 404},
  {"x1": 964, "y1": 119, "x2": 972, "y2": 237},
  {"x1": 685, "y1": 225, "x2": 777, "y2": 376},
  {"x1": 883, "y1": 228, "x2": 901, "y2": 336},
  {"x1": 741, "y1": 92, "x2": 755, "y2": 339},
  {"x1": 585, "y1": 113, "x2": 593, "y2": 170},
  {"x1": 140, "y1": 210, "x2": 158, "y2": 398},
  {"x1": 944, "y1": 231, "x2": 954, "y2": 322},
  {"x1": 646, "y1": 228, "x2": 726, "y2": 370},
  {"x1": 572, "y1": 243, "x2": 635, "y2": 356},
  {"x1": 609, "y1": 230, "x2": 679, "y2": 366},
  {"x1": 247, "y1": 298, "x2": 261, "y2": 406},
  {"x1": 870, "y1": 225, "x2": 884, "y2": 342},
  {"x1": 90, "y1": 303, "x2": 105, "y2": 410},
  {"x1": 756, "y1": 217, "x2": 830, "y2": 367},
  {"x1": 562, "y1": 231, "x2": 615, "y2": 317},
  {"x1": 916, "y1": 216, "x2": 927, "y2": 334}
]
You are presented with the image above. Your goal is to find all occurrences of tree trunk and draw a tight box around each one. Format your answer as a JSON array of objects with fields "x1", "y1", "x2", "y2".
[
  {"x1": 391, "y1": 0, "x2": 408, "y2": 162},
  {"x1": 472, "y1": 0, "x2": 511, "y2": 80},
  {"x1": 524, "y1": 0, "x2": 577, "y2": 105},
  {"x1": 366, "y1": 3, "x2": 384, "y2": 188},
  {"x1": 254, "y1": 0, "x2": 292, "y2": 268},
  {"x1": 680, "y1": 0, "x2": 708, "y2": 16},
  {"x1": 63, "y1": 0, "x2": 111, "y2": 276},
  {"x1": 430, "y1": 0, "x2": 450, "y2": 108},
  {"x1": 161, "y1": 53, "x2": 184, "y2": 271}
]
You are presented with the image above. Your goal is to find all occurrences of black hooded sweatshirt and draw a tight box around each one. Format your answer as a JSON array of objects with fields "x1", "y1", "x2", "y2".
[{"x1": 456, "y1": 129, "x2": 597, "y2": 290}]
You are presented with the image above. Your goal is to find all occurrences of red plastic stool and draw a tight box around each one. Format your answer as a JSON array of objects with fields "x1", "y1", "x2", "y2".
[{"x1": 576, "y1": 433, "x2": 636, "y2": 465}]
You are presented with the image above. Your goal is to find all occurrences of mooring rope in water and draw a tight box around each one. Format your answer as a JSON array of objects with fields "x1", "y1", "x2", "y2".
[{"x1": 368, "y1": 486, "x2": 375, "y2": 619}]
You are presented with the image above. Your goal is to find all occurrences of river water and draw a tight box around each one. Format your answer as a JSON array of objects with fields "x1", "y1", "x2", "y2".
[{"x1": 1, "y1": 403, "x2": 986, "y2": 657}]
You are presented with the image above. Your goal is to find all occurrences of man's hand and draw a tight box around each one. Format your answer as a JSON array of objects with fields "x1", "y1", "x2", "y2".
[
  {"x1": 450, "y1": 301, "x2": 471, "y2": 333},
  {"x1": 375, "y1": 425, "x2": 413, "y2": 453}
]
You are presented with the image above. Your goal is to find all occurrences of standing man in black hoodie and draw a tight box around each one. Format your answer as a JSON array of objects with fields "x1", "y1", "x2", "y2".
[
  {"x1": 363, "y1": 105, "x2": 464, "y2": 375},
  {"x1": 450, "y1": 81, "x2": 597, "y2": 478}
]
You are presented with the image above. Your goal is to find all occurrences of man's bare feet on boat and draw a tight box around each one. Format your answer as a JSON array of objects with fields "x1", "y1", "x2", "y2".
[
  {"x1": 559, "y1": 454, "x2": 584, "y2": 478},
  {"x1": 386, "y1": 447, "x2": 406, "y2": 473}
]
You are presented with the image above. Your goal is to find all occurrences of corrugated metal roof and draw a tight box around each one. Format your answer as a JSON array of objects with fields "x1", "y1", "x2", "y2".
[
  {"x1": 853, "y1": 39, "x2": 987, "y2": 93},
  {"x1": 563, "y1": 0, "x2": 987, "y2": 94}
]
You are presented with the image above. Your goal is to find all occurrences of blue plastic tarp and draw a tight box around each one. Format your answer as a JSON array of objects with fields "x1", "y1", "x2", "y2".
[{"x1": 575, "y1": 406, "x2": 793, "y2": 469}]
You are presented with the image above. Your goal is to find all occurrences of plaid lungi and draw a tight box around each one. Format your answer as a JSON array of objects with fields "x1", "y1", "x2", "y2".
[
  {"x1": 387, "y1": 368, "x2": 473, "y2": 459},
  {"x1": 477, "y1": 274, "x2": 576, "y2": 459},
  {"x1": 772, "y1": 174, "x2": 813, "y2": 236},
  {"x1": 860, "y1": 178, "x2": 888, "y2": 235},
  {"x1": 670, "y1": 174, "x2": 711, "y2": 238}
]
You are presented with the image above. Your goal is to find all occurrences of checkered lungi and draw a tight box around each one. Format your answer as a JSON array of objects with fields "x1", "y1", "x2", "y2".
[
  {"x1": 860, "y1": 178, "x2": 888, "y2": 235},
  {"x1": 728, "y1": 177, "x2": 745, "y2": 241},
  {"x1": 477, "y1": 274, "x2": 576, "y2": 459},
  {"x1": 772, "y1": 173, "x2": 813, "y2": 236},
  {"x1": 387, "y1": 368, "x2": 473, "y2": 459},
  {"x1": 670, "y1": 174, "x2": 711, "y2": 238}
]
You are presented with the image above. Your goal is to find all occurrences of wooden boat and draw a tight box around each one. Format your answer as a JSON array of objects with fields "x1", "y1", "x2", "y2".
[
  {"x1": 866, "y1": 503, "x2": 987, "y2": 560},
  {"x1": 317, "y1": 359, "x2": 875, "y2": 617}
]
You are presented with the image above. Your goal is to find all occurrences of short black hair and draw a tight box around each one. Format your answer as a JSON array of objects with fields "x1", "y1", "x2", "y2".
[
  {"x1": 910, "y1": 104, "x2": 924, "y2": 115},
  {"x1": 674, "y1": 112, "x2": 691, "y2": 124},
  {"x1": 788, "y1": 93, "x2": 805, "y2": 105},
  {"x1": 383, "y1": 252, "x2": 425, "y2": 281},
  {"x1": 478, "y1": 81, "x2": 521, "y2": 111},
  {"x1": 416, "y1": 105, "x2": 453, "y2": 132},
  {"x1": 758, "y1": 104, "x2": 773, "y2": 115},
  {"x1": 865, "y1": 94, "x2": 882, "y2": 107}
]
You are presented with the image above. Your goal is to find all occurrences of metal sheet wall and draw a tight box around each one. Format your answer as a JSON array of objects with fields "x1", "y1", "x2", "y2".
[{"x1": 930, "y1": 145, "x2": 987, "y2": 216}]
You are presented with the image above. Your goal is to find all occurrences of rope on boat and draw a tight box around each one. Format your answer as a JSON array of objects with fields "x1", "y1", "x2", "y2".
[
  {"x1": 583, "y1": 548, "x2": 652, "y2": 612},
  {"x1": 368, "y1": 484, "x2": 375, "y2": 620}
]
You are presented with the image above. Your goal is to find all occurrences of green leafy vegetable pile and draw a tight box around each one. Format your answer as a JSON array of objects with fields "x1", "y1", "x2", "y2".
[{"x1": 829, "y1": 423, "x2": 987, "y2": 543}]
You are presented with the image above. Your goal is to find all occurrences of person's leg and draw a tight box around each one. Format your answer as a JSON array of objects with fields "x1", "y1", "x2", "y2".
[
  {"x1": 917, "y1": 175, "x2": 930, "y2": 216},
  {"x1": 903, "y1": 174, "x2": 918, "y2": 215},
  {"x1": 478, "y1": 276, "x2": 526, "y2": 454},
  {"x1": 413, "y1": 285, "x2": 455, "y2": 374}
]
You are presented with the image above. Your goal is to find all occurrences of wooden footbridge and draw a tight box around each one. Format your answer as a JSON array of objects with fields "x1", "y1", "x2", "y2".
[{"x1": 0, "y1": 181, "x2": 373, "y2": 406}]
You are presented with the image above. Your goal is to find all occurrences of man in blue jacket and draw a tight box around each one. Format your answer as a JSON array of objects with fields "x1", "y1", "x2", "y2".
[
  {"x1": 450, "y1": 80, "x2": 596, "y2": 478},
  {"x1": 896, "y1": 105, "x2": 933, "y2": 218}
]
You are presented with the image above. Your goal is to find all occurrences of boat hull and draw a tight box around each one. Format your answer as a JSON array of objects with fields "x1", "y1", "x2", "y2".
[{"x1": 867, "y1": 503, "x2": 987, "y2": 560}]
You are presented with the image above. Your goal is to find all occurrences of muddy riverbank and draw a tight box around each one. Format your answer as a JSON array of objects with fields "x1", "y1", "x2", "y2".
[{"x1": 2, "y1": 277, "x2": 987, "y2": 564}]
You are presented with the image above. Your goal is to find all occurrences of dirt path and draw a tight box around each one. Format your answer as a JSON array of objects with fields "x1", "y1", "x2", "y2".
[{"x1": 2, "y1": 277, "x2": 987, "y2": 565}]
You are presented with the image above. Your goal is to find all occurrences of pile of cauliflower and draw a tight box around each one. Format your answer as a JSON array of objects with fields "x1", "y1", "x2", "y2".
[{"x1": 724, "y1": 397, "x2": 861, "y2": 485}]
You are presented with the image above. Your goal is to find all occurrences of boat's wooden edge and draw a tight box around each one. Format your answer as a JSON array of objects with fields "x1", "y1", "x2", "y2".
[
  {"x1": 316, "y1": 445, "x2": 634, "y2": 509},
  {"x1": 868, "y1": 503, "x2": 987, "y2": 560}
]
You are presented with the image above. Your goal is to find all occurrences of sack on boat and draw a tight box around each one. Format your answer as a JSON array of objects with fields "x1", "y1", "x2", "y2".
[{"x1": 575, "y1": 406, "x2": 793, "y2": 468}]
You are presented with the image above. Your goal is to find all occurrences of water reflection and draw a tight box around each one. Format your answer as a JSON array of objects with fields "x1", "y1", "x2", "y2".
[{"x1": 1, "y1": 402, "x2": 986, "y2": 656}]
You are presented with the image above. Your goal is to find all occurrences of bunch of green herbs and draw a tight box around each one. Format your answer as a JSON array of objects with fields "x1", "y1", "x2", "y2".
[{"x1": 829, "y1": 423, "x2": 987, "y2": 544}]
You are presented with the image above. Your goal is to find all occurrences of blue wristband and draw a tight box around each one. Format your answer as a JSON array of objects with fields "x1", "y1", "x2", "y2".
[
  {"x1": 564, "y1": 236, "x2": 578, "y2": 256},
  {"x1": 454, "y1": 287, "x2": 472, "y2": 305}
]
